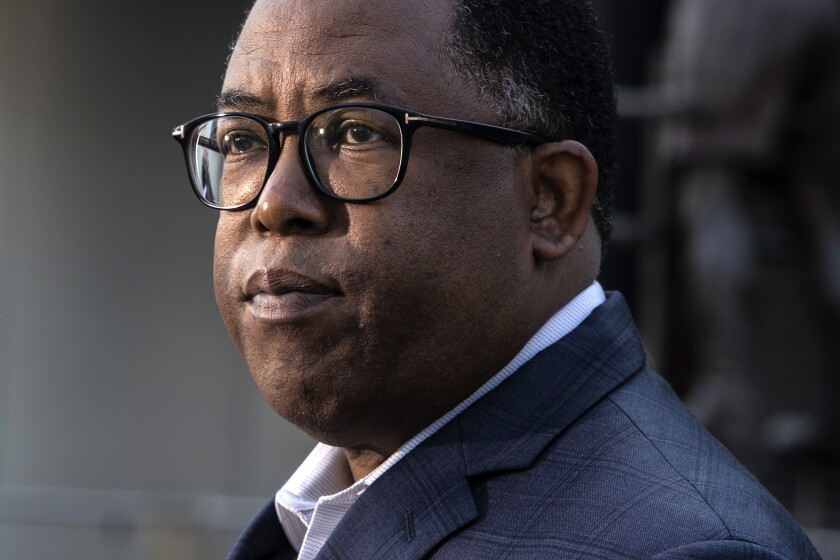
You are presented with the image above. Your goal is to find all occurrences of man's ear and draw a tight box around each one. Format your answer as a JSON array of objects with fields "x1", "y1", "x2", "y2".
[{"x1": 528, "y1": 140, "x2": 598, "y2": 261}]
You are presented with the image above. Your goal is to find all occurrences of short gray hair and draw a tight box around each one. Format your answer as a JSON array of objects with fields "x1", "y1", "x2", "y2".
[{"x1": 446, "y1": 0, "x2": 618, "y2": 244}]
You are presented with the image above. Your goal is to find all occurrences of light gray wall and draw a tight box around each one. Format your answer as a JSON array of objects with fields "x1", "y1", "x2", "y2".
[{"x1": 0, "y1": 2, "x2": 313, "y2": 558}]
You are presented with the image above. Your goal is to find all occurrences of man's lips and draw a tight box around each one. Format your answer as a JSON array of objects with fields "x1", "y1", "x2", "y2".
[{"x1": 244, "y1": 268, "x2": 341, "y2": 322}]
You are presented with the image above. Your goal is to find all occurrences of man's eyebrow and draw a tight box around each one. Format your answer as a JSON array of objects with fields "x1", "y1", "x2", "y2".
[
  {"x1": 216, "y1": 78, "x2": 393, "y2": 114},
  {"x1": 311, "y1": 77, "x2": 390, "y2": 105},
  {"x1": 216, "y1": 89, "x2": 267, "y2": 112}
]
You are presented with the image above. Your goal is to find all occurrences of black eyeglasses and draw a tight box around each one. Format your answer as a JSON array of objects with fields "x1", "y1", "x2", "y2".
[{"x1": 172, "y1": 102, "x2": 545, "y2": 209}]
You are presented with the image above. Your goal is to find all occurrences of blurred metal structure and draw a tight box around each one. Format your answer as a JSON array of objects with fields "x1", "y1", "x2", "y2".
[
  {"x1": 654, "y1": 0, "x2": 840, "y2": 516},
  {"x1": 599, "y1": 0, "x2": 840, "y2": 540}
]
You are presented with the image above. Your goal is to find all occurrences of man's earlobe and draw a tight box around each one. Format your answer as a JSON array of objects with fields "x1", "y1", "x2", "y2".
[{"x1": 528, "y1": 140, "x2": 599, "y2": 261}]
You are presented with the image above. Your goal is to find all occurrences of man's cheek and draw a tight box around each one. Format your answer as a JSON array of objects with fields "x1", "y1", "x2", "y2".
[{"x1": 212, "y1": 251, "x2": 242, "y2": 345}]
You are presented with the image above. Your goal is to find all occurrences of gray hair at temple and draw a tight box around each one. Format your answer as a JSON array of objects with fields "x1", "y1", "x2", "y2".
[{"x1": 446, "y1": 0, "x2": 618, "y2": 245}]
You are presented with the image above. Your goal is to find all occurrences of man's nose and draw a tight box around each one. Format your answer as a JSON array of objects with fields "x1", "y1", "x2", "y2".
[{"x1": 249, "y1": 147, "x2": 332, "y2": 235}]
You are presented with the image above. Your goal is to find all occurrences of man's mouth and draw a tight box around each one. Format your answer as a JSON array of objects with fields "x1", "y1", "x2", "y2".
[{"x1": 244, "y1": 268, "x2": 341, "y2": 323}]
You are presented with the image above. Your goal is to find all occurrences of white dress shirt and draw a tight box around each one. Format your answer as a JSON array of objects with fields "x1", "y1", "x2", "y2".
[{"x1": 276, "y1": 282, "x2": 607, "y2": 560}]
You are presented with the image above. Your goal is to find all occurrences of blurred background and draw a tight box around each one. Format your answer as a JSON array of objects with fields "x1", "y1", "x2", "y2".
[{"x1": 1, "y1": 0, "x2": 838, "y2": 558}]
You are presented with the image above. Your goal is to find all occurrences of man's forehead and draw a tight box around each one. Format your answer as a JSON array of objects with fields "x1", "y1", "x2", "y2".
[
  {"x1": 225, "y1": 0, "x2": 456, "y2": 114},
  {"x1": 239, "y1": 0, "x2": 451, "y2": 53}
]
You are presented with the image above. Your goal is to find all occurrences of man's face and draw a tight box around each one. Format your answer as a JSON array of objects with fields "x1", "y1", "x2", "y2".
[{"x1": 214, "y1": 0, "x2": 538, "y2": 451}]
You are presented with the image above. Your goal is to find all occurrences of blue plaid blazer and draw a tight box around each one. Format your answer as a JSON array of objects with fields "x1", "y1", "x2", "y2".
[{"x1": 228, "y1": 293, "x2": 820, "y2": 559}]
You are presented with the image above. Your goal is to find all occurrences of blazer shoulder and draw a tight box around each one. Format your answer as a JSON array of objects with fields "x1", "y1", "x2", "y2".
[{"x1": 606, "y1": 369, "x2": 820, "y2": 560}]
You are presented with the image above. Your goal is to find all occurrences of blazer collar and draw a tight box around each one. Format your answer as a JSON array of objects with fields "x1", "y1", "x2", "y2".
[
  {"x1": 318, "y1": 292, "x2": 647, "y2": 559},
  {"x1": 459, "y1": 291, "x2": 647, "y2": 475}
]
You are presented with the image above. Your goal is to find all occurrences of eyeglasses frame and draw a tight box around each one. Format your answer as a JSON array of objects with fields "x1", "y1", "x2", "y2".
[{"x1": 172, "y1": 101, "x2": 545, "y2": 209}]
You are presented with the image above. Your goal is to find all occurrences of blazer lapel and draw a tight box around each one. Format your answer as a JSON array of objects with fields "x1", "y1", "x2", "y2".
[{"x1": 315, "y1": 420, "x2": 479, "y2": 560}]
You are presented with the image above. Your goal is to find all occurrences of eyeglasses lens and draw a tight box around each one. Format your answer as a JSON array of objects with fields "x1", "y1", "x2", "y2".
[
  {"x1": 305, "y1": 107, "x2": 402, "y2": 200},
  {"x1": 189, "y1": 116, "x2": 270, "y2": 208}
]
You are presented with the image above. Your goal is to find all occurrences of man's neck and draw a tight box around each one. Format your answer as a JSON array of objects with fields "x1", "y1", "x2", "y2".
[{"x1": 343, "y1": 447, "x2": 389, "y2": 482}]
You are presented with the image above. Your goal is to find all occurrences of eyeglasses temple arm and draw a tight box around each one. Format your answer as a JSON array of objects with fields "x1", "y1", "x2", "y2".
[{"x1": 405, "y1": 114, "x2": 544, "y2": 145}]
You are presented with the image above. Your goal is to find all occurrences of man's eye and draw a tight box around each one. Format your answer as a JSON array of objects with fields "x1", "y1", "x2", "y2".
[
  {"x1": 329, "y1": 120, "x2": 394, "y2": 148},
  {"x1": 340, "y1": 123, "x2": 381, "y2": 144},
  {"x1": 221, "y1": 131, "x2": 266, "y2": 156}
]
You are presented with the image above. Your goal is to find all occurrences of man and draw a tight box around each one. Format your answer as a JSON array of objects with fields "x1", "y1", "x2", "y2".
[{"x1": 172, "y1": 0, "x2": 821, "y2": 558}]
